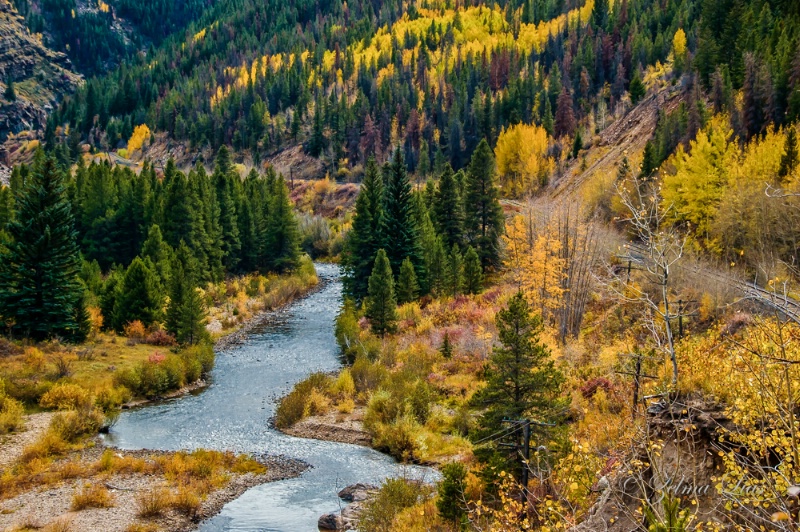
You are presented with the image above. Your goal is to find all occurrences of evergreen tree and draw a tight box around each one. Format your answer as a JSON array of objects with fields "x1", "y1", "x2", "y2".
[
  {"x1": 381, "y1": 149, "x2": 426, "y2": 288},
  {"x1": 571, "y1": 129, "x2": 583, "y2": 159},
  {"x1": 0, "y1": 185, "x2": 13, "y2": 229},
  {"x1": 0, "y1": 154, "x2": 84, "y2": 340},
  {"x1": 463, "y1": 245, "x2": 483, "y2": 294},
  {"x1": 592, "y1": 0, "x2": 609, "y2": 30},
  {"x1": 342, "y1": 158, "x2": 383, "y2": 301},
  {"x1": 428, "y1": 236, "x2": 448, "y2": 296},
  {"x1": 640, "y1": 142, "x2": 657, "y2": 178},
  {"x1": 397, "y1": 257, "x2": 419, "y2": 304},
  {"x1": 463, "y1": 139, "x2": 504, "y2": 271},
  {"x1": 437, "y1": 462, "x2": 467, "y2": 523},
  {"x1": 100, "y1": 267, "x2": 123, "y2": 331},
  {"x1": 113, "y1": 256, "x2": 162, "y2": 330},
  {"x1": 213, "y1": 147, "x2": 242, "y2": 271},
  {"x1": 141, "y1": 224, "x2": 173, "y2": 288},
  {"x1": 366, "y1": 249, "x2": 397, "y2": 335},
  {"x1": 433, "y1": 164, "x2": 464, "y2": 248},
  {"x1": 779, "y1": 127, "x2": 799, "y2": 180},
  {"x1": 4, "y1": 79, "x2": 15, "y2": 102},
  {"x1": 166, "y1": 243, "x2": 207, "y2": 345},
  {"x1": 265, "y1": 176, "x2": 300, "y2": 272},
  {"x1": 439, "y1": 332, "x2": 454, "y2": 359},
  {"x1": 629, "y1": 69, "x2": 646, "y2": 104},
  {"x1": 445, "y1": 243, "x2": 464, "y2": 297},
  {"x1": 473, "y1": 291, "x2": 565, "y2": 433}
]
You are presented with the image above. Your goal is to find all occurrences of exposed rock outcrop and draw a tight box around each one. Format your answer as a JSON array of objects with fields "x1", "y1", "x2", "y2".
[{"x1": 0, "y1": 0, "x2": 80, "y2": 141}]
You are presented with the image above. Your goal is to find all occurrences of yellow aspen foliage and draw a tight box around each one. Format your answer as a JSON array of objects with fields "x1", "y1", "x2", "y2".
[
  {"x1": 127, "y1": 124, "x2": 151, "y2": 154},
  {"x1": 503, "y1": 214, "x2": 566, "y2": 323},
  {"x1": 672, "y1": 28, "x2": 687, "y2": 59},
  {"x1": 494, "y1": 123, "x2": 554, "y2": 197},
  {"x1": 660, "y1": 115, "x2": 736, "y2": 252}
]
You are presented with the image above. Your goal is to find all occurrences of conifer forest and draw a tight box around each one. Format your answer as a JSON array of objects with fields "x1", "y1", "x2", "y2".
[{"x1": 1, "y1": 0, "x2": 800, "y2": 530}]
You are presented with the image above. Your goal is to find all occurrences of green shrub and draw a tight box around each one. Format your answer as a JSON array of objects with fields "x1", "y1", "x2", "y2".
[
  {"x1": 114, "y1": 343, "x2": 215, "y2": 399},
  {"x1": 274, "y1": 373, "x2": 332, "y2": 428},
  {"x1": 0, "y1": 380, "x2": 24, "y2": 433},
  {"x1": 51, "y1": 407, "x2": 105, "y2": 442},
  {"x1": 162, "y1": 354, "x2": 186, "y2": 389},
  {"x1": 330, "y1": 368, "x2": 356, "y2": 397},
  {"x1": 94, "y1": 386, "x2": 131, "y2": 411},
  {"x1": 437, "y1": 462, "x2": 467, "y2": 523},
  {"x1": 360, "y1": 478, "x2": 426, "y2": 530},
  {"x1": 335, "y1": 299, "x2": 361, "y2": 362},
  {"x1": 351, "y1": 354, "x2": 388, "y2": 393},
  {"x1": 371, "y1": 411, "x2": 422, "y2": 461},
  {"x1": 181, "y1": 352, "x2": 203, "y2": 383}
]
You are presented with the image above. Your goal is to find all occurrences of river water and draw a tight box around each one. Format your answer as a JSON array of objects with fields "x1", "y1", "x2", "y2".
[{"x1": 104, "y1": 263, "x2": 433, "y2": 531}]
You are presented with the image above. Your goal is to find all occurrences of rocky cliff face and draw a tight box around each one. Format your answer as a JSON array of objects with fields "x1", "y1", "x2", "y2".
[{"x1": 0, "y1": 0, "x2": 80, "y2": 141}]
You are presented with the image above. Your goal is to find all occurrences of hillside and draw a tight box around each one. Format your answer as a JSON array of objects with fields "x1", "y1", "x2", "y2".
[{"x1": 0, "y1": 0, "x2": 80, "y2": 144}]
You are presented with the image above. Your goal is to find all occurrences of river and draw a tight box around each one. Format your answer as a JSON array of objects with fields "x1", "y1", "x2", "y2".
[{"x1": 103, "y1": 263, "x2": 433, "y2": 531}]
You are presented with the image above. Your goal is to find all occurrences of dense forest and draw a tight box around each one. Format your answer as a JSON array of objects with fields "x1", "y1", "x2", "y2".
[
  {"x1": 0, "y1": 146, "x2": 300, "y2": 340},
  {"x1": 2, "y1": 0, "x2": 800, "y2": 530},
  {"x1": 44, "y1": 0, "x2": 800, "y2": 186}
]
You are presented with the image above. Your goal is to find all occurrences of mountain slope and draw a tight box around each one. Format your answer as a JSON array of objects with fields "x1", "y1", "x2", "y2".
[{"x1": 0, "y1": 0, "x2": 80, "y2": 144}]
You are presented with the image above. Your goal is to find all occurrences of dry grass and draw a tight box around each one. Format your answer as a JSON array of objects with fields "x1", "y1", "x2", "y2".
[
  {"x1": 136, "y1": 487, "x2": 170, "y2": 518},
  {"x1": 43, "y1": 518, "x2": 73, "y2": 532},
  {"x1": 170, "y1": 486, "x2": 202, "y2": 517},
  {"x1": 124, "y1": 524, "x2": 160, "y2": 532},
  {"x1": 71, "y1": 483, "x2": 114, "y2": 510}
]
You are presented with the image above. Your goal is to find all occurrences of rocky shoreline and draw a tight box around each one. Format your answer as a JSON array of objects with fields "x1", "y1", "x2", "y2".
[
  {"x1": 280, "y1": 408, "x2": 371, "y2": 447},
  {"x1": 213, "y1": 274, "x2": 325, "y2": 352},
  {"x1": 0, "y1": 420, "x2": 310, "y2": 532}
]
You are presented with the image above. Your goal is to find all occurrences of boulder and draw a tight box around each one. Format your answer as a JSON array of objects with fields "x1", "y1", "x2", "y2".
[
  {"x1": 337, "y1": 483, "x2": 377, "y2": 503},
  {"x1": 318, "y1": 512, "x2": 344, "y2": 530}
]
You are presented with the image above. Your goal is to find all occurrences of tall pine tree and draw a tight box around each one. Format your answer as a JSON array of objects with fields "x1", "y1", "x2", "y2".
[
  {"x1": 473, "y1": 291, "x2": 565, "y2": 433},
  {"x1": 366, "y1": 249, "x2": 397, "y2": 335},
  {"x1": 343, "y1": 158, "x2": 384, "y2": 301},
  {"x1": 0, "y1": 154, "x2": 85, "y2": 340},
  {"x1": 433, "y1": 164, "x2": 464, "y2": 248},
  {"x1": 381, "y1": 149, "x2": 426, "y2": 289},
  {"x1": 463, "y1": 139, "x2": 504, "y2": 271}
]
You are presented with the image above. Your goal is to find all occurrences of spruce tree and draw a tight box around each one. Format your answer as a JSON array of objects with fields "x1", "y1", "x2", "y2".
[
  {"x1": 433, "y1": 164, "x2": 464, "y2": 248},
  {"x1": 439, "y1": 332, "x2": 454, "y2": 359},
  {"x1": 629, "y1": 69, "x2": 646, "y2": 104},
  {"x1": 100, "y1": 267, "x2": 123, "y2": 331},
  {"x1": 473, "y1": 291, "x2": 565, "y2": 433},
  {"x1": 141, "y1": 224, "x2": 173, "y2": 288},
  {"x1": 445, "y1": 243, "x2": 464, "y2": 297},
  {"x1": 113, "y1": 256, "x2": 163, "y2": 330},
  {"x1": 166, "y1": 243, "x2": 207, "y2": 345},
  {"x1": 0, "y1": 185, "x2": 12, "y2": 229},
  {"x1": 366, "y1": 249, "x2": 397, "y2": 336},
  {"x1": 381, "y1": 149, "x2": 426, "y2": 288},
  {"x1": 428, "y1": 236, "x2": 447, "y2": 296},
  {"x1": 463, "y1": 139, "x2": 504, "y2": 271},
  {"x1": 463, "y1": 245, "x2": 483, "y2": 294},
  {"x1": 265, "y1": 176, "x2": 300, "y2": 272},
  {"x1": 779, "y1": 127, "x2": 798, "y2": 180},
  {"x1": 213, "y1": 147, "x2": 241, "y2": 271},
  {"x1": 397, "y1": 257, "x2": 419, "y2": 304},
  {"x1": 343, "y1": 158, "x2": 383, "y2": 301},
  {"x1": 0, "y1": 154, "x2": 84, "y2": 340}
]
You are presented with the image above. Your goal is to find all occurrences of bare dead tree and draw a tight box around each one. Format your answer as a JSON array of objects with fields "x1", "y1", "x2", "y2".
[{"x1": 613, "y1": 178, "x2": 687, "y2": 387}]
